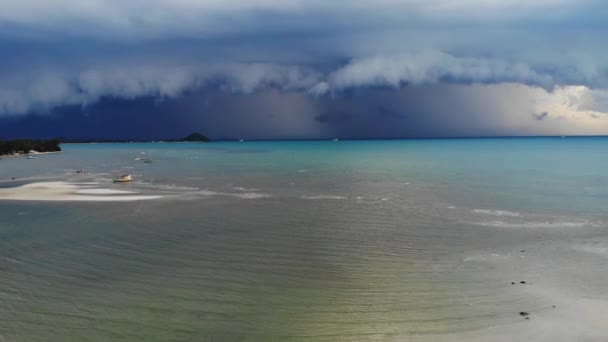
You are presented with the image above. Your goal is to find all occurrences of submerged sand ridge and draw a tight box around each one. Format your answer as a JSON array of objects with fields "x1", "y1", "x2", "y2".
[{"x1": 0, "y1": 181, "x2": 163, "y2": 202}]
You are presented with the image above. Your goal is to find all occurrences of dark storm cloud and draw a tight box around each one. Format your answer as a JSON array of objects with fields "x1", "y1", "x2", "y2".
[
  {"x1": 3, "y1": 83, "x2": 608, "y2": 140},
  {"x1": 315, "y1": 112, "x2": 353, "y2": 124},
  {"x1": 1, "y1": 0, "x2": 608, "y2": 115},
  {"x1": 376, "y1": 106, "x2": 407, "y2": 121},
  {"x1": 1, "y1": 1, "x2": 608, "y2": 138}
]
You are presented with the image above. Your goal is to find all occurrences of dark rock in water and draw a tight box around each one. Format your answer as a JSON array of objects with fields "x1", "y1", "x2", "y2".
[
  {"x1": 511, "y1": 282, "x2": 516, "y2": 285},
  {"x1": 520, "y1": 311, "x2": 529, "y2": 317},
  {"x1": 520, "y1": 281, "x2": 526, "y2": 284}
]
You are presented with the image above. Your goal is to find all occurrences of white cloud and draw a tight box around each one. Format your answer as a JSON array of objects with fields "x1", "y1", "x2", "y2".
[{"x1": 313, "y1": 52, "x2": 555, "y2": 94}]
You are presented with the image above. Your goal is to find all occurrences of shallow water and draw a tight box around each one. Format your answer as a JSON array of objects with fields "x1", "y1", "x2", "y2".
[{"x1": 0, "y1": 138, "x2": 607, "y2": 341}]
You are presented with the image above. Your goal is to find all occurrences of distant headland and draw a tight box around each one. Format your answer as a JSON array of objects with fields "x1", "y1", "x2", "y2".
[
  {"x1": 0, "y1": 133, "x2": 210, "y2": 156},
  {"x1": 58, "y1": 132, "x2": 211, "y2": 144},
  {"x1": 0, "y1": 139, "x2": 62, "y2": 157}
]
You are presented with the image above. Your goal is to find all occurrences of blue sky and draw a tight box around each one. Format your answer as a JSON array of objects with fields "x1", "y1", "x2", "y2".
[{"x1": 1, "y1": 0, "x2": 608, "y2": 139}]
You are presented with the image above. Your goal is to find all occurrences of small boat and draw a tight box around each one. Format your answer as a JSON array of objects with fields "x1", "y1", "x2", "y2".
[
  {"x1": 143, "y1": 159, "x2": 153, "y2": 164},
  {"x1": 333, "y1": 138, "x2": 339, "y2": 142},
  {"x1": 113, "y1": 174, "x2": 133, "y2": 183},
  {"x1": 239, "y1": 139, "x2": 245, "y2": 142},
  {"x1": 76, "y1": 169, "x2": 86, "y2": 174}
]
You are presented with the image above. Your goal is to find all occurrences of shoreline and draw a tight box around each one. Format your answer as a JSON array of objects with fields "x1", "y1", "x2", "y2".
[{"x1": 0, "y1": 151, "x2": 61, "y2": 159}]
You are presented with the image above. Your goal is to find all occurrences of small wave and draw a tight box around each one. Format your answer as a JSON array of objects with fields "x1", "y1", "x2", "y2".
[
  {"x1": 463, "y1": 253, "x2": 510, "y2": 262},
  {"x1": 297, "y1": 169, "x2": 309, "y2": 173},
  {"x1": 198, "y1": 190, "x2": 221, "y2": 196},
  {"x1": 141, "y1": 184, "x2": 200, "y2": 191},
  {"x1": 472, "y1": 209, "x2": 520, "y2": 217},
  {"x1": 233, "y1": 186, "x2": 261, "y2": 191},
  {"x1": 2, "y1": 257, "x2": 24, "y2": 264},
  {"x1": 571, "y1": 245, "x2": 608, "y2": 257},
  {"x1": 197, "y1": 190, "x2": 269, "y2": 199},
  {"x1": 301, "y1": 195, "x2": 347, "y2": 200},
  {"x1": 472, "y1": 220, "x2": 595, "y2": 228},
  {"x1": 232, "y1": 193, "x2": 269, "y2": 199}
]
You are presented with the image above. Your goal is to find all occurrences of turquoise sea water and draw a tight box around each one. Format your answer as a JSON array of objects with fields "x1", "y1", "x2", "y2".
[
  {"x1": 7, "y1": 137, "x2": 608, "y2": 214},
  {"x1": 0, "y1": 138, "x2": 607, "y2": 341}
]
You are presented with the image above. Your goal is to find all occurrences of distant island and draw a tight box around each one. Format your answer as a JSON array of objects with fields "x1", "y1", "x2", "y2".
[
  {"x1": 180, "y1": 133, "x2": 210, "y2": 142},
  {"x1": 0, "y1": 139, "x2": 62, "y2": 157}
]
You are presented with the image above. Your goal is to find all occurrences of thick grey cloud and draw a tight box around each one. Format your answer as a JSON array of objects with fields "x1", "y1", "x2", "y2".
[
  {"x1": 1, "y1": 1, "x2": 607, "y2": 111},
  {"x1": 1, "y1": 50, "x2": 607, "y2": 116},
  {"x1": 1, "y1": 0, "x2": 608, "y2": 137},
  {"x1": 3, "y1": 83, "x2": 608, "y2": 140},
  {"x1": 2, "y1": 0, "x2": 591, "y2": 40},
  {"x1": 0, "y1": 62, "x2": 322, "y2": 115}
]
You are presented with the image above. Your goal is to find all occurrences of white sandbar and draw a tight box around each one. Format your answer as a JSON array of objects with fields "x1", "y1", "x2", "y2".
[{"x1": 0, "y1": 181, "x2": 162, "y2": 202}]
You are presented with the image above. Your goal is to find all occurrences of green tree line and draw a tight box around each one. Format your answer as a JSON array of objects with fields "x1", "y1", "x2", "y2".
[{"x1": 0, "y1": 139, "x2": 62, "y2": 156}]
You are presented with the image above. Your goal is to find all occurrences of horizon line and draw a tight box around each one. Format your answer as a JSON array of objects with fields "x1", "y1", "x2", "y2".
[{"x1": 48, "y1": 134, "x2": 608, "y2": 143}]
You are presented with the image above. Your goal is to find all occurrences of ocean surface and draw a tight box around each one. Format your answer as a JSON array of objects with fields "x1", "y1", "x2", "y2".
[{"x1": 1, "y1": 138, "x2": 607, "y2": 341}]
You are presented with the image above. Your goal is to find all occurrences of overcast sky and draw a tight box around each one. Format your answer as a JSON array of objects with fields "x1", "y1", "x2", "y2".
[{"x1": 1, "y1": 0, "x2": 608, "y2": 139}]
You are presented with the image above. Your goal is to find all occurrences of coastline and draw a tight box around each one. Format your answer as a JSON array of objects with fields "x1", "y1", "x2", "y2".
[{"x1": 0, "y1": 151, "x2": 61, "y2": 159}]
